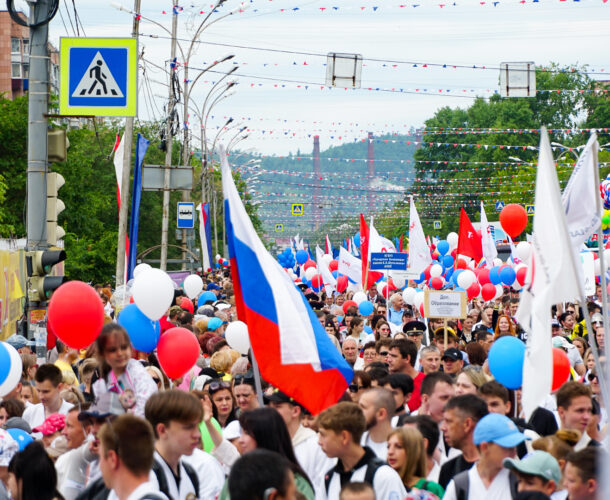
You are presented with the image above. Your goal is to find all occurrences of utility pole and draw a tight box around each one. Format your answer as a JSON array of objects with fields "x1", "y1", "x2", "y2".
[
  {"x1": 160, "y1": 1, "x2": 179, "y2": 271},
  {"x1": 26, "y1": 0, "x2": 52, "y2": 249},
  {"x1": 115, "y1": 0, "x2": 141, "y2": 285}
]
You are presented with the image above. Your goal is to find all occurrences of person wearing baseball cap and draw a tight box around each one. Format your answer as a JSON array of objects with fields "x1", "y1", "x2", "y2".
[
  {"x1": 443, "y1": 413, "x2": 526, "y2": 500},
  {"x1": 441, "y1": 348, "x2": 464, "y2": 377},
  {"x1": 503, "y1": 450, "x2": 561, "y2": 497}
]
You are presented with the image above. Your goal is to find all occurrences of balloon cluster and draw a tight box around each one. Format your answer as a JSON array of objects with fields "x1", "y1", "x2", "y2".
[
  {"x1": 600, "y1": 175, "x2": 610, "y2": 210},
  {"x1": 295, "y1": 249, "x2": 309, "y2": 266},
  {"x1": 277, "y1": 248, "x2": 296, "y2": 269}
]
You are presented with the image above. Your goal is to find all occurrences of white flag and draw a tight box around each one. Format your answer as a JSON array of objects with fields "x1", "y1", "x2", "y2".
[
  {"x1": 562, "y1": 133, "x2": 601, "y2": 254},
  {"x1": 370, "y1": 217, "x2": 397, "y2": 253},
  {"x1": 480, "y1": 202, "x2": 498, "y2": 268},
  {"x1": 338, "y1": 247, "x2": 362, "y2": 285},
  {"x1": 408, "y1": 197, "x2": 432, "y2": 274},
  {"x1": 517, "y1": 127, "x2": 582, "y2": 419},
  {"x1": 316, "y1": 246, "x2": 337, "y2": 295}
]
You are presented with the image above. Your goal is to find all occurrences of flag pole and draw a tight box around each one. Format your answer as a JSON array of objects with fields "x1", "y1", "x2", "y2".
[{"x1": 249, "y1": 348, "x2": 265, "y2": 407}]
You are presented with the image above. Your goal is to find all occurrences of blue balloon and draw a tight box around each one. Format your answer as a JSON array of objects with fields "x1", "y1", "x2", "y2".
[
  {"x1": 452, "y1": 269, "x2": 463, "y2": 286},
  {"x1": 296, "y1": 250, "x2": 309, "y2": 265},
  {"x1": 331, "y1": 270, "x2": 338, "y2": 279},
  {"x1": 414, "y1": 272, "x2": 425, "y2": 284},
  {"x1": 364, "y1": 325, "x2": 373, "y2": 334},
  {"x1": 7, "y1": 428, "x2": 33, "y2": 451},
  {"x1": 208, "y1": 317, "x2": 224, "y2": 331},
  {"x1": 442, "y1": 255, "x2": 455, "y2": 268},
  {"x1": 437, "y1": 240, "x2": 450, "y2": 256},
  {"x1": 197, "y1": 291, "x2": 217, "y2": 307},
  {"x1": 0, "y1": 342, "x2": 11, "y2": 387},
  {"x1": 353, "y1": 233, "x2": 361, "y2": 247},
  {"x1": 118, "y1": 304, "x2": 161, "y2": 353},
  {"x1": 359, "y1": 300, "x2": 374, "y2": 316},
  {"x1": 489, "y1": 266, "x2": 502, "y2": 285},
  {"x1": 500, "y1": 266, "x2": 516, "y2": 286},
  {"x1": 488, "y1": 336, "x2": 526, "y2": 389}
]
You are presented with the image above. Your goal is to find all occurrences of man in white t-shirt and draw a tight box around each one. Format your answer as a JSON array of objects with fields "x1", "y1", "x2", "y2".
[
  {"x1": 443, "y1": 413, "x2": 526, "y2": 500},
  {"x1": 358, "y1": 388, "x2": 395, "y2": 461},
  {"x1": 22, "y1": 364, "x2": 73, "y2": 431}
]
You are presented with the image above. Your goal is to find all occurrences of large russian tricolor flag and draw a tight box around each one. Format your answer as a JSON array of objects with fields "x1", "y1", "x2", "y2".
[{"x1": 221, "y1": 148, "x2": 352, "y2": 414}]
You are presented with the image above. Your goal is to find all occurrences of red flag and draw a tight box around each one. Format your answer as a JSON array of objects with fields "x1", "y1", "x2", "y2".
[
  {"x1": 399, "y1": 234, "x2": 404, "y2": 253},
  {"x1": 360, "y1": 214, "x2": 370, "y2": 289},
  {"x1": 457, "y1": 208, "x2": 483, "y2": 262}
]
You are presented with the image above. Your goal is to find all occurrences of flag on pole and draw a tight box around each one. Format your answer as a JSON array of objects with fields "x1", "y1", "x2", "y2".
[
  {"x1": 360, "y1": 214, "x2": 370, "y2": 289},
  {"x1": 408, "y1": 197, "x2": 432, "y2": 274},
  {"x1": 126, "y1": 134, "x2": 149, "y2": 281},
  {"x1": 516, "y1": 128, "x2": 582, "y2": 419},
  {"x1": 338, "y1": 247, "x2": 362, "y2": 284},
  {"x1": 457, "y1": 208, "x2": 483, "y2": 263},
  {"x1": 562, "y1": 133, "x2": 601, "y2": 254},
  {"x1": 196, "y1": 202, "x2": 213, "y2": 272},
  {"x1": 112, "y1": 133, "x2": 129, "y2": 281},
  {"x1": 316, "y1": 246, "x2": 337, "y2": 295},
  {"x1": 221, "y1": 147, "x2": 352, "y2": 413},
  {"x1": 480, "y1": 202, "x2": 498, "y2": 268},
  {"x1": 325, "y1": 235, "x2": 333, "y2": 256}
]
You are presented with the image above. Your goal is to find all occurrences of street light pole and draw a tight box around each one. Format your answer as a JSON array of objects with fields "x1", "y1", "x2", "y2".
[{"x1": 160, "y1": 0, "x2": 179, "y2": 271}]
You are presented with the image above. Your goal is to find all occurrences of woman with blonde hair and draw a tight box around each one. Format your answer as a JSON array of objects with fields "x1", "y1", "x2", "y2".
[
  {"x1": 210, "y1": 350, "x2": 234, "y2": 380},
  {"x1": 387, "y1": 427, "x2": 444, "y2": 497},
  {"x1": 454, "y1": 366, "x2": 489, "y2": 396},
  {"x1": 20, "y1": 353, "x2": 37, "y2": 383}
]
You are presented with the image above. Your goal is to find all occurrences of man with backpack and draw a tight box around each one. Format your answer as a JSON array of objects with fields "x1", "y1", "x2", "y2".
[
  {"x1": 316, "y1": 401, "x2": 406, "y2": 500},
  {"x1": 443, "y1": 413, "x2": 526, "y2": 500},
  {"x1": 98, "y1": 414, "x2": 168, "y2": 500}
]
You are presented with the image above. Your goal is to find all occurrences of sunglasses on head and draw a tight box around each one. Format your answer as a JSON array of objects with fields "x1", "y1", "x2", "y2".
[
  {"x1": 234, "y1": 374, "x2": 255, "y2": 386},
  {"x1": 209, "y1": 380, "x2": 231, "y2": 393}
]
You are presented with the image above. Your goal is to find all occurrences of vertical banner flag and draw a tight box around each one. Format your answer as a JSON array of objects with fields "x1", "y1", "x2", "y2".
[
  {"x1": 360, "y1": 214, "x2": 370, "y2": 289},
  {"x1": 196, "y1": 202, "x2": 213, "y2": 273},
  {"x1": 221, "y1": 147, "x2": 352, "y2": 413},
  {"x1": 408, "y1": 197, "x2": 432, "y2": 274},
  {"x1": 338, "y1": 247, "x2": 362, "y2": 284},
  {"x1": 316, "y1": 246, "x2": 337, "y2": 295},
  {"x1": 112, "y1": 133, "x2": 129, "y2": 277},
  {"x1": 516, "y1": 128, "x2": 582, "y2": 419},
  {"x1": 126, "y1": 134, "x2": 149, "y2": 281},
  {"x1": 480, "y1": 202, "x2": 498, "y2": 268},
  {"x1": 457, "y1": 208, "x2": 483, "y2": 263},
  {"x1": 325, "y1": 234, "x2": 332, "y2": 256}
]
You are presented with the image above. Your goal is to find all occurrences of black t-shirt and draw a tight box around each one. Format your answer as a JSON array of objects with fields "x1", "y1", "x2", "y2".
[{"x1": 438, "y1": 454, "x2": 475, "y2": 489}]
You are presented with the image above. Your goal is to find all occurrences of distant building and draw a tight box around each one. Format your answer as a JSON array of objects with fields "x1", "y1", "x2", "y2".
[{"x1": 0, "y1": 9, "x2": 59, "y2": 100}]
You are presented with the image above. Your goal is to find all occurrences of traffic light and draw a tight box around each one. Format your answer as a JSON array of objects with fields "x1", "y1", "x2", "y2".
[
  {"x1": 47, "y1": 172, "x2": 65, "y2": 246},
  {"x1": 26, "y1": 250, "x2": 67, "y2": 303}
]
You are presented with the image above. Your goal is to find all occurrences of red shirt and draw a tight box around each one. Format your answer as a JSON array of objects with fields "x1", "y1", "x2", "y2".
[{"x1": 407, "y1": 371, "x2": 425, "y2": 412}]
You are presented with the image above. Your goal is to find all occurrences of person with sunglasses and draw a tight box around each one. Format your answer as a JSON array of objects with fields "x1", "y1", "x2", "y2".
[
  {"x1": 233, "y1": 373, "x2": 260, "y2": 415},
  {"x1": 348, "y1": 371, "x2": 372, "y2": 403}
]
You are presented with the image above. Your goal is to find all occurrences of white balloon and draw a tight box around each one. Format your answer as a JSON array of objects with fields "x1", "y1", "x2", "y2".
[
  {"x1": 110, "y1": 284, "x2": 132, "y2": 307},
  {"x1": 133, "y1": 263, "x2": 151, "y2": 279},
  {"x1": 132, "y1": 268, "x2": 175, "y2": 320},
  {"x1": 413, "y1": 292, "x2": 425, "y2": 310},
  {"x1": 353, "y1": 291, "x2": 367, "y2": 305},
  {"x1": 495, "y1": 284, "x2": 504, "y2": 299},
  {"x1": 493, "y1": 258, "x2": 503, "y2": 267},
  {"x1": 402, "y1": 287, "x2": 417, "y2": 305},
  {"x1": 321, "y1": 254, "x2": 333, "y2": 265},
  {"x1": 512, "y1": 281, "x2": 522, "y2": 291},
  {"x1": 305, "y1": 267, "x2": 317, "y2": 281},
  {"x1": 377, "y1": 282, "x2": 387, "y2": 296},
  {"x1": 215, "y1": 254, "x2": 221, "y2": 261},
  {"x1": 183, "y1": 274, "x2": 204, "y2": 300},
  {"x1": 391, "y1": 272, "x2": 407, "y2": 289},
  {"x1": 447, "y1": 232, "x2": 459, "y2": 248},
  {"x1": 430, "y1": 264, "x2": 443, "y2": 278},
  {"x1": 516, "y1": 242, "x2": 532, "y2": 262},
  {"x1": 0, "y1": 342, "x2": 22, "y2": 397},
  {"x1": 225, "y1": 321, "x2": 250, "y2": 355},
  {"x1": 457, "y1": 270, "x2": 476, "y2": 289}
]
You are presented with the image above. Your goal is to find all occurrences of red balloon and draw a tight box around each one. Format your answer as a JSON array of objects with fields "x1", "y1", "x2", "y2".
[
  {"x1": 424, "y1": 264, "x2": 433, "y2": 281},
  {"x1": 516, "y1": 267, "x2": 528, "y2": 286},
  {"x1": 47, "y1": 281, "x2": 104, "y2": 349},
  {"x1": 328, "y1": 260, "x2": 339, "y2": 272},
  {"x1": 180, "y1": 297, "x2": 194, "y2": 314},
  {"x1": 551, "y1": 347, "x2": 571, "y2": 391},
  {"x1": 450, "y1": 249, "x2": 458, "y2": 258},
  {"x1": 467, "y1": 282, "x2": 481, "y2": 300},
  {"x1": 481, "y1": 283, "x2": 496, "y2": 302},
  {"x1": 430, "y1": 277, "x2": 444, "y2": 290},
  {"x1": 310, "y1": 274, "x2": 323, "y2": 288},
  {"x1": 157, "y1": 327, "x2": 200, "y2": 379},
  {"x1": 419, "y1": 303, "x2": 425, "y2": 318},
  {"x1": 342, "y1": 300, "x2": 358, "y2": 314},
  {"x1": 336, "y1": 276, "x2": 348, "y2": 293},
  {"x1": 303, "y1": 259, "x2": 316, "y2": 270},
  {"x1": 500, "y1": 204, "x2": 528, "y2": 239},
  {"x1": 455, "y1": 259, "x2": 468, "y2": 270},
  {"x1": 478, "y1": 268, "x2": 491, "y2": 285}
]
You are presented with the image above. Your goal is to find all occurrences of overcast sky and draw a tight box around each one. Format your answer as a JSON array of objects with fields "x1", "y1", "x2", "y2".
[{"x1": 43, "y1": 0, "x2": 610, "y2": 156}]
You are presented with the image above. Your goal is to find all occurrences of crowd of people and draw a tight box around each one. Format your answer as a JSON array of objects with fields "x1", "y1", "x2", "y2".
[{"x1": 0, "y1": 270, "x2": 607, "y2": 500}]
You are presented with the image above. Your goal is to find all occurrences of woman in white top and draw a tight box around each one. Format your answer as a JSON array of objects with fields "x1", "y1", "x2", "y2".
[{"x1": 92, "y1": 324, "x2": 157, "y2": 417}]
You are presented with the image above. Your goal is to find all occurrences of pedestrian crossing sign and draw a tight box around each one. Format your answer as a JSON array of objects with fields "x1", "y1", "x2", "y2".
[
  {"x1": 525, "y1": 204, "x2": 535, "y2": 216},
  {"x1": 275, "y1": 224, "x2": 283, "y2": 232},
  {"x1": 433, "y1": 221, "x2": 441, "y2": 229},
  {"x1": 291, "y1": 204, "x2": 304, "y2": 216},
  {"x1": 60, "y1": 38, "x2": 137, "y2": 117}
]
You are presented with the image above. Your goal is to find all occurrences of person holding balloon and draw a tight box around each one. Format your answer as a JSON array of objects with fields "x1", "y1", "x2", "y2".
[{"x1": 92, "y1": 324, "x2": 158, "y2": 418}]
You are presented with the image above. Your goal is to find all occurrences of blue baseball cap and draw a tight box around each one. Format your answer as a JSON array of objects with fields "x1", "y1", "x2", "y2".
[{"x1": 474, "y1": 413, "x2": 526, "y2": 448}]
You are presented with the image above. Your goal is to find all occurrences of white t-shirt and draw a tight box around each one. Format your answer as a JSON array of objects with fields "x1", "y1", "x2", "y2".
[
  {"x1": 124, "y1": 481, "x2": 169, "y2": 500},
  {"x1": 149, "y1": 451, "x2": 198, "y2": 500},
  {"x1": 181, "y1": 448, "x2": 225, "y2": 500},
  {"x1": 293, "y1": 427, "x2": 336, "y2": 496},
  {"x1": 23, "y1": 399, "x2": 73, "y2": 430},
  {"x1": 360, "y1": 431, "x2": 388, "y2": 461},
  {"x1": 427, "y1": 460, "x2": 441, "y2": 483},
  {"x1": 444, "y1": 465, "x2": 514, "y2": 500}
]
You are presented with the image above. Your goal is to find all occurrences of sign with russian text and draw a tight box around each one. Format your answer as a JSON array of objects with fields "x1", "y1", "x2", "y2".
[
  {"x1": 424, "y1": 290, "x2": 467, "y2": 319},
  {"x1": 370, "y1": 252, "x2": 408, "y2": 271}
]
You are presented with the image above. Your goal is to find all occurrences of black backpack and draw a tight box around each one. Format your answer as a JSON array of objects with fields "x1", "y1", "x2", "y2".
[
  {"x1": 152, "y1": 459, "x2": 200, "y2": 499},
  {"x1": 324, "y1": 456, "x2": 386, "y2": 494},
  {"x1": 452, "y1": 469, "x2": 518, "y2": 500}
]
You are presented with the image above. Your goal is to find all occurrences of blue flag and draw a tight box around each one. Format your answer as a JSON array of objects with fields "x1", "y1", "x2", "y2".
[{"x1": 127, "y1": 134, "x2": 149, "y2": 280}]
